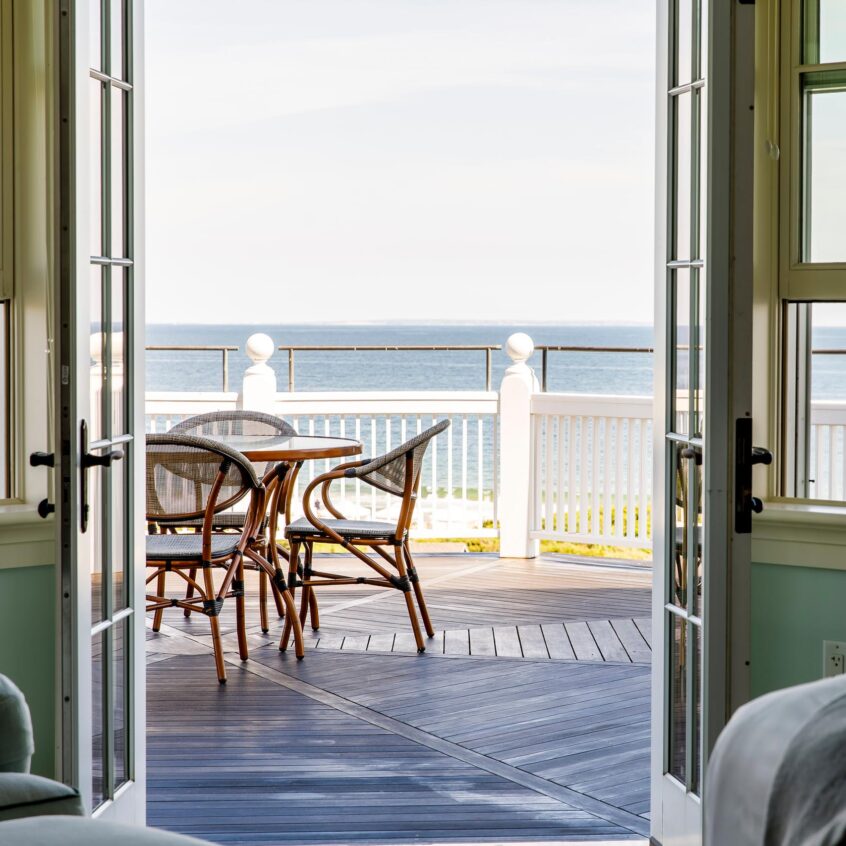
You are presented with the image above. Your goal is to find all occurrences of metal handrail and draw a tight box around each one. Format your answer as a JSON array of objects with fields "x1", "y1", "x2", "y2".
[
  {"x1": 535, "y1": 345, "x2": 655, "y2": 392},
  {"x1": 277, "y1": 344, "x2": 502, "y2": 392},
  {"x1": 145, "y1": 345, "x2": 238, "y2": 391},
  {"x1": 145, "y1": 341, "x2": 846, "y2": 395}
]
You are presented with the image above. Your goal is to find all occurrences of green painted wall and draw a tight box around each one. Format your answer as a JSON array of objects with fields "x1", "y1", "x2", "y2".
[
  {"x1": 751, "y1": 561, "x2": 846, "y2": 698},
  {"x1": 0, "y1": 565, "x2": 55, "y2": 776}
]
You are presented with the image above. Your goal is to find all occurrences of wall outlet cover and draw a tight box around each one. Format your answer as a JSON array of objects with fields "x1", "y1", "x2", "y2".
[{"x1": 823, "y1": 641, "x2": 846, "y2": 678}]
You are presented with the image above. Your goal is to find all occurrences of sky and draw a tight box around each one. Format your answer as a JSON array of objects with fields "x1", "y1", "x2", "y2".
[{"x1": 145, "y1": 0, "x2": 656, "y2": 324}]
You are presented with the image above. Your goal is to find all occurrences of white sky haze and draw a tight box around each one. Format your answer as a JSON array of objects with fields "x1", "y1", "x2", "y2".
[{"x1": 145, "y1": 1, "x2": 656, "y2": 324}]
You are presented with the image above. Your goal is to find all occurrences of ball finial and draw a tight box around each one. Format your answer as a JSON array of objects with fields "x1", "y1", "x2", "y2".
[
  {"x1": 246, "y1": 333, "x2": 274, "y2": 365},
  {"x1": 505, "y1": 332, "x2": 534, "y2": 364}
]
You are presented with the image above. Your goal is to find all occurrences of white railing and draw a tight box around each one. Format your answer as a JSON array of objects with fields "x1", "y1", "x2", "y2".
[
  {"x1": 530, "y1": 394, "x2": 652, "y2": 549},
  {"x1": 146, "y1": 390, "x2": 499, "y2": 539},
  {"x1": 809, "y1": 401, "x2": 846, "y2": 501}
]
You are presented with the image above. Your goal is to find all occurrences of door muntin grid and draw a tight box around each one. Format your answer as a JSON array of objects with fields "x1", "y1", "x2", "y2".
[
  {"x1": 89, "y1": 0, "x2": 135, "y2": 809},
  {"x1": 665, "y1": 0, "x2": 705, "y2": 797}
]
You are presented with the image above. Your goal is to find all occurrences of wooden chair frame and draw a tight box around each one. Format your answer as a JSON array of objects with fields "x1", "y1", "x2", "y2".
[
  {"x1": 146, "y1": 435, "x2": 305, "y2": 682},
  {"x1": 280, "y1": 439, "x2": 440, "y2": 654}
]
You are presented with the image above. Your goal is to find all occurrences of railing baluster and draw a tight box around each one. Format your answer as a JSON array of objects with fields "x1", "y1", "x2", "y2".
[
  {"x1": 640, "y1": 419, "x2": 649, "y2": 541},
  {"x1": 545, "y1": 414, "x2": 554, "y2": 534},
  {"x1": 603, "y1": 417, "x2": 612, "y2": 539},
  {"x1": 477, "y1": 417, "x2": 484, "y2": 532},
  {"x1": 557, "y1": 415, "x2": 566, "y2": 539},
  {"x1": 567, "y1": 416, "x2": 576, "y2": 536},
  {"x1": 615, "y1": 419, "x2": 624, "y2": 541},
  {"x1": 627, "y1": 419, "x2": 636, "y2": 542},
  {"x1": 579, "y1": 417, "x2": 588, "y2": 536},
  {"x1": 591, "y1": 417, "x2": 600, "y2": 540}
]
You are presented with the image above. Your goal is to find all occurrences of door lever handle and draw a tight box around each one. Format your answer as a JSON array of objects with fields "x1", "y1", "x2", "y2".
[
  {"x1": 751, "y1": 497, "x2": 764, "y2": 514},
  {"x1": 82, "y1": 449, "x2": 124, "y2": 468},
  {"x1": 29, "y1": 451, "x2": 55, "y2": 468},
  {"x1": 751, "y1": 447, "x2": 773, "y2": 466},
  {"x1": 37, "y1": 499, "x2": 55, "y2": 518}
]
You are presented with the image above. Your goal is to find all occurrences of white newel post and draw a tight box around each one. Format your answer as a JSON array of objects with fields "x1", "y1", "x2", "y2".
[
  {"x1": 499, "y1": 333, "x2": 539, "y2": 559},
  {"x1": 239, "y1": 333, "x2": 277, "y2": 412}
]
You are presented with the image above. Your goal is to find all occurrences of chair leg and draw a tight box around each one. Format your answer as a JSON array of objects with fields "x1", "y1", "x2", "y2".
[
  {"x1": 235, "y1": 557, "x2": 249, "y2": 661},
  {"x1": 394, "y1": 544, "x2": 425, "y2": 653},
  {"x1": 152, "y1": 570, "x2": 166, "y2": 632},
  {"x1": 279, "y1": 540, "x2": 301, "y2": 653},
  {"x1": 183, "y1": 566, "x2": 197, "y2": 617},
  {"x1": 298, "y1": 543, "x2": 314, "y2": 628},
  {"x1": 259, "y1": 569, "x2": 269, "y2": 634},
  {"x1": 308, "y1": 583, "x2": 320, "y2": 631},
  {"x1": 403, "y1": 543, "x2": 434, "y2": 638},
  {"x1": 202, "y1": 565, "x2": 226, "y2": 684}
]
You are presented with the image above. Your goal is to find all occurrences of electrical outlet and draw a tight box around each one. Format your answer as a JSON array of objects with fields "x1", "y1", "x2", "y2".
[{"x1": 823, "y1": 641, "x2": 846, "y2": 678}]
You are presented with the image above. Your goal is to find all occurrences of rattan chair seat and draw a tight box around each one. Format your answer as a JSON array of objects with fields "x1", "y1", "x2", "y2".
[
  {"x1": 146, "y1": 533, "x2": 241, "y2": 561},
  {"x1": 157, "y1": 511, "x2": 267, "y2": 531},
  {"x1": 286, "y1": 517, "x2": 404, "y2": 540}
]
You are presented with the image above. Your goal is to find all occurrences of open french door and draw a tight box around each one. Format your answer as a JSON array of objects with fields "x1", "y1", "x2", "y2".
[
  {"x1": 57, "y1": 0, "x2": 145, "y2": 820},
  {"x1": 651, "y1": 0, "x2": 756, "y2": 842}
]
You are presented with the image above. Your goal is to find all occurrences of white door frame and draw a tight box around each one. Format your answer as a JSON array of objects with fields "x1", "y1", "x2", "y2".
[{"x1": 650, "y1": 0, "x2": 756, "y2": 842}]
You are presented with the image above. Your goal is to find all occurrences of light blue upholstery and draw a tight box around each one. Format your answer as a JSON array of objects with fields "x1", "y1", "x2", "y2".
[
  {"x1": 0, "y1": 675, "x2": 34, "y2": 773},
  {"x1": 0, "y1": 674, "x2": 84, "y2": 822},
  {"x1": 0, "y1": 774, "x2": 84, "y2": 822},
  {"x1": 0, "y1": 816, "x2": 214, "y2": 845}
]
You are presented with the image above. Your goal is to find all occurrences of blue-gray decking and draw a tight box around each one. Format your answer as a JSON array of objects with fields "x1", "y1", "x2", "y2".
[{"x1": 146, "y1": 554, "x2": 651, "y2": 844}]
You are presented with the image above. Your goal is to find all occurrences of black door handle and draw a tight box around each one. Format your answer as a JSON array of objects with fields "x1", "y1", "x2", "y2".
[
  {"x1": 29, "y1": 451, "x2": 55, "y2": 468},
  {"x1": 735, "y1": 417, "x2": 770, "y2": 533},
  {"x1": 37, "y1": 499, "x2": 55, "y2": 518},
  {"x1": 79, "y1": 421, "x2": 126, "y2": 533},
  {"x1": 82, "y1": 449, "x2": 124, "y2": 468}
]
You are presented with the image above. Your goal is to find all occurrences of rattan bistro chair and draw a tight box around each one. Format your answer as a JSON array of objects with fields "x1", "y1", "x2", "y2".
[
  {"x1": 167, "y1": 410, "x2": 303, "y2": 632},
  {"x1": 146, "y1": 434, "x2": 303, "y2": 683},
  {"x1": 280, "y1": 420, "x2": 450, "y2": 654}
]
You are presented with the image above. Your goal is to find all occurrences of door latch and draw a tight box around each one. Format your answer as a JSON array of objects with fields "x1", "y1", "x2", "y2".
[
  {"x1": 735, "y1": 417, "x2": 772, "y2": 534},
  {"x1": 29, "y1": 452, "x2": 55, "y2": 518}
]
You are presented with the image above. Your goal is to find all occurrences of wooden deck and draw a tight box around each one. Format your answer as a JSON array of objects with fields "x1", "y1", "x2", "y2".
[{"x1": 146, "y1": 554, "x2": 652, "y2": 845}]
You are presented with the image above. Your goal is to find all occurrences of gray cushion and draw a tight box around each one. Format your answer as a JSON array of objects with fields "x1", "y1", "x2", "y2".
[
  {"x1": 286, "y1": 517, "x2": 403, "y2": 540},
  {"x1": 0, "y1": 773, "x2": 84, "y2": 822},
  {"x1": 146, "y1": 533, "x2": 240, "y2": 561},
  {"x1": 0, "y1": 676, "x2": 34, "y2": 774},
  {"x1": 0, "y1": 815, "x2": 213, "y2": 844}
]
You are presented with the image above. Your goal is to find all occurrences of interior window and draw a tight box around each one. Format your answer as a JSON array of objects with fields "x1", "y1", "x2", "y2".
[
  {"x1": 0, "y1": 300, "x2": 8, "y2": 500},
  {"x1": 782, "y1": 302, "x2": 846, "y2": 500}
]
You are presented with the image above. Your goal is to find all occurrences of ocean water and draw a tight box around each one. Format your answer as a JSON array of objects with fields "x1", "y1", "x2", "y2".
[
  {"x1": 146, "y1": 323, "x2": 656, "y2": 395},
  {"x1": 146, "y1": 322, "x2": 846, "y2": 399}
]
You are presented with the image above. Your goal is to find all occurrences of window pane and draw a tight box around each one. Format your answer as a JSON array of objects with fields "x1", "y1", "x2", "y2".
[
  {"x1": 668, "y1": 613, "x2": 687, "y2": 783},
  {"x1": 114, "y1": 618, "x2": 128, "y2": 789},
  {"x1": 691, "y1": 621, "x2": 702, "y2": 795},
  {"x1": 92, "y1": 629, "x2": 105, "y2": 807},
  {"x1": 805, "y1": 0, "x2": 846, "y2": 64},
  {"x1": 692, "y1": 269, "x2": 705, "y2": 436},
  {"x1": 89, "y1": 0, "x2": 102, "y2": 72},
  {"x1": 90, "y1": 78, "x2": 104, "y2": 258},
  {"x1": 111, "y1": 439, "x2": 128, "y2": 612},
  {"x1": 802, "y1": 73, "x2": 846, "y2": 263},
  {"x1": 671, "y1": 442, "x2": 690, "y2": 608},
  {"x1": 0, "y1": 302, "x2": 9, "y2": 500},
  {"x1": 674, "y1": 92, "x2": 692, "y2": 260},
  {"x1": 809, "y1": 303, "x2": 846, "y2": 500},
  {"x1": 110, "y1": 0, "x2": 125, "y2": 81},
  {"x1": 109, "y1": 267, "x2": 125, "y2": 436},
  {"x1": 674, "y1": 268, "x2": 691, "y2": 433},
  {"x1": 110, "y1": 86, "x2": 126, "y2": 258},
  {"x1": 89, "y1": 265, "x2": 104, "y2": 443},
  {"x1": 675, "y1": 0, "x2": 693, "y2": 86}
]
